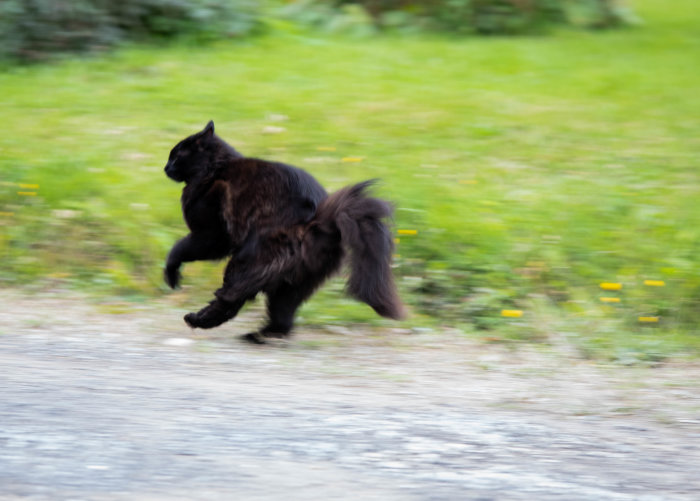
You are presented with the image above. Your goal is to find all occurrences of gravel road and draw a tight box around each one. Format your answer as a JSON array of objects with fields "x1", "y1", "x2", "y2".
[{"x1": 1, "y1": 293, "x2": 699, "y2": 500}]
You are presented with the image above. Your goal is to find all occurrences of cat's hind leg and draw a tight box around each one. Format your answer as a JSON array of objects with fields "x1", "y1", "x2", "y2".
[
  {"x1": 240, "y1": 277, "x2": 324, "y2": 343},
  {"x1": 185, "y1": 255, "x2": 271, "y2": 330},
  {"x1": 261, "y1": 282, "x2": 317, "y2": 338}
]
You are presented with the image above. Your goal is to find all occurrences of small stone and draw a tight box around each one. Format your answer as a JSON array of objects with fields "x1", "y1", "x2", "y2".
[{"x1": 163, "y1": 338, "x2": 194, "y2": 347}]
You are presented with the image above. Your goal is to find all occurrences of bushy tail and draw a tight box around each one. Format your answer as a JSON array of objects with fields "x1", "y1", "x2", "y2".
[{"x1": 313, "y1": 180, "x2": 405, "y2": 320}]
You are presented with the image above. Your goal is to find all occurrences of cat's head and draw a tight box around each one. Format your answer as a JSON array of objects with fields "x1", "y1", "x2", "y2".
[{"x1": 164, "y1": 121, "x2": 241, "y2": 183}]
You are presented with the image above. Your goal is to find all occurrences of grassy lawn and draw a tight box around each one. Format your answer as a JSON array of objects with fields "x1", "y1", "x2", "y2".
[{"x1": 1, "y1": 0, "x2": 699, "y2": 360}]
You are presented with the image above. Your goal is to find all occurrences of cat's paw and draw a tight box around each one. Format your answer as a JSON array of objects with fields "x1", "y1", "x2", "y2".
[
  {"x1": 184, "y1": 312, "x2": 200, "y2": 328},
  {"x1": 240, "y1": 332, "x2": 267, "y2": 344},
  {"x1": 184, "y1": 309, "x2": 224, "y2": 329},
  {"x1": 164, "y1": 265, "x2": 181, "y2": 289}
]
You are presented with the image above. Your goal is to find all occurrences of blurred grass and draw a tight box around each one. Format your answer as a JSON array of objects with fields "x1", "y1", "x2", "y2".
[{"x1": 1, "y1": 0, "x2": 699, "y2": 360}]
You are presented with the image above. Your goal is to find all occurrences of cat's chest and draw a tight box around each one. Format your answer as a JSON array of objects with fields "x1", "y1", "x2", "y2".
[{"x1": 181, "y1": 186, "x2": 225, "y2": 232}]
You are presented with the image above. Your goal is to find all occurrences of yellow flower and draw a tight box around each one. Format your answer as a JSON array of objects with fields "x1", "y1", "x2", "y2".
[
  {"x1": 639, "y1": 316, "x2": 659, "y2": 323},
  {"x1": 501, "y1": 309, "x2": 523, "y2": 318}
]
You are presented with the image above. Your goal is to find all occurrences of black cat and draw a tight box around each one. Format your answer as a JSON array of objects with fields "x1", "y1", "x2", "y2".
[{"x1": 164, "y1": 121, "x2": 404, "y2": 342}]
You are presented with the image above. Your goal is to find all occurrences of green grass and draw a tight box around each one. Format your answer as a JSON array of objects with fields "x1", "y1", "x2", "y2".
[{"x1": 1, "y1": 0, "x2": 699, "y2": 360}]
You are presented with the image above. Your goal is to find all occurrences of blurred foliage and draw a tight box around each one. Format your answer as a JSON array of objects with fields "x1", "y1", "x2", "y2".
[
  {"x1": 278, "y1": 0, "x2": 639, "y2": 35},
  {"x1": 0, "y1": 0, "x2": 259, "y2": 62},
  {"x1": 0, "y1": 0, "x2": 639, "y2": 62}
]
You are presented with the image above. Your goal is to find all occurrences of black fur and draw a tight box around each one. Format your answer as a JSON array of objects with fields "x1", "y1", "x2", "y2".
[{"x1": 164, "y1": 121, "x2": 405, "y2": 341}]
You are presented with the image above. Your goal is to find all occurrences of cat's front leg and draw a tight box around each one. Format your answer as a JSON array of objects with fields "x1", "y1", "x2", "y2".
[
  {"x1": 165, "y1": 234, "x2": 198, "y2": 289},
  {"x1": 164, "y1": 233, "x2": 230, "y2": 289}
]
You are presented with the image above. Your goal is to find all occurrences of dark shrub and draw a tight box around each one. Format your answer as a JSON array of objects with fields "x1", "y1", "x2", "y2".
[
  {"x1": 281, "y1": 0, "x2": 635, "y2": 35},
  {"x1": 0, "y1": 0, "x2": 259, "y2": 62}
]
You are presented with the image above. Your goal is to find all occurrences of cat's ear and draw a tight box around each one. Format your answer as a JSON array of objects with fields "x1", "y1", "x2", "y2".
[{"x1": 203, "y1": 120, "x2": 215, "y2": 136}]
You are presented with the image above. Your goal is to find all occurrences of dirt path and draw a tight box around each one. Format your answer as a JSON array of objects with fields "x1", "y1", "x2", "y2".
[{"x1": 1, "y1": 292, "x2": 699, "y2": 500}]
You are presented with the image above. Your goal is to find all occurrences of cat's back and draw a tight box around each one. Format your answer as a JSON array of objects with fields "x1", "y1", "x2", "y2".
[
  {"x1": 273, "y1": 160, "x2": 328, "y2": 204},
  {"x1": 218, "y1": 157, "x2": 327, "y2": 226},
  {"x1": 219, "y1": 157, "x2": 327, "y2": 201}
]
